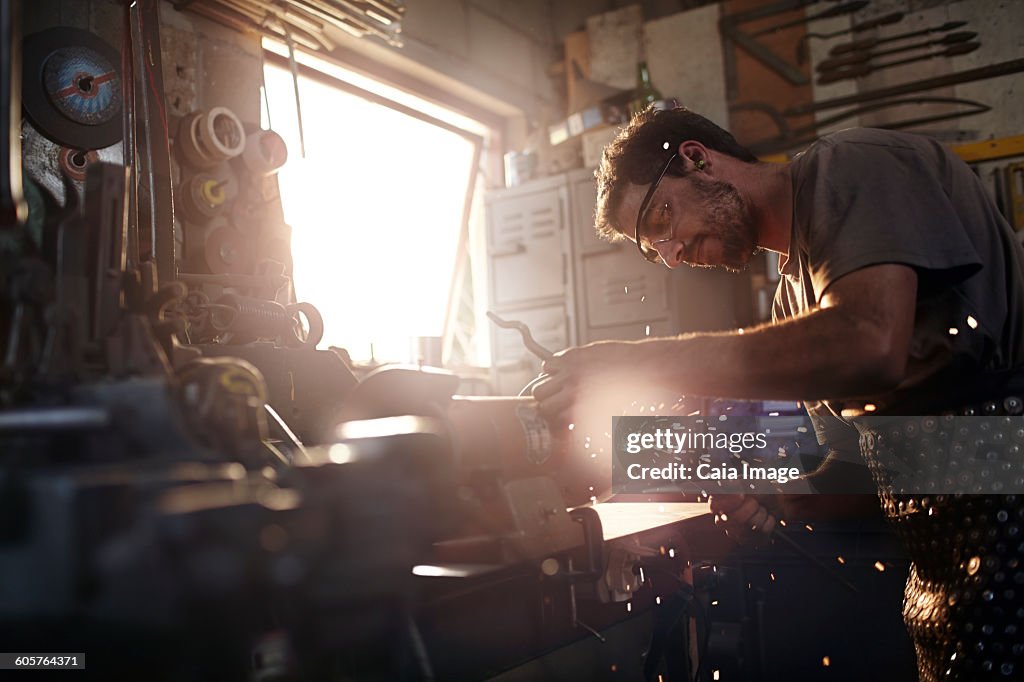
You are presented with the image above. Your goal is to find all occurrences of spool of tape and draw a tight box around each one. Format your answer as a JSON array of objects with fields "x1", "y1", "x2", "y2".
[
  {"x1": 199, "y1": 106, "x2": 245, "y2": 162},
  {"x1": 176, "y1": 107, "x2": 246, "y2": 169},
  {"x1": 178, "y1": 111, "x2": 214, "y2": 168},
  {"x1": 241, "y1": 130, "x2": 288, "y2": 176}
]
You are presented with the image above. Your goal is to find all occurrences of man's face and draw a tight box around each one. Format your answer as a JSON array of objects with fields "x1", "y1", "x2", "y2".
[{"x1": 617, "y1": 171, "x2": 758, "y2": 271}]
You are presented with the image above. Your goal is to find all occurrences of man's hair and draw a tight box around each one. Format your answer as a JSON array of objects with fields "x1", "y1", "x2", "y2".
[{"x1": 594, "y1": 107, "x2": 758, "y2": 242}]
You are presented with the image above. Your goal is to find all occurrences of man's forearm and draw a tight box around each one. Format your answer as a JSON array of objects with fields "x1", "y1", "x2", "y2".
[{"x1": 636, "y1": 306, "x2": 902, "y2": 401}]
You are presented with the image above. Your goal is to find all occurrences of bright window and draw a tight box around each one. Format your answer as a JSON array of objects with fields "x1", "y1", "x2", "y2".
[{"x1": 263, "y1": 48, "x2": 483, "y2": 364}]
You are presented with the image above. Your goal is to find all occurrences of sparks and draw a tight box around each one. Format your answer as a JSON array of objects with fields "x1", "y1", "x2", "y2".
[
  {"x1": 949, "y1": 327, "x2": 959, "y2": 335},
  {"x1": 967, "y1": 315, "x2": 978, "y2": 329},
  {"x1": 804, "y1": 524, "x2": 814, "y2": 532},
  {"x1": 655, "y1": 596, "x2": 661, "y2": 605},
  {"x1": 864, "y1": 403, "x2": 877, "y2": 412},
  {"x1": 822, "y1": 656, "x2": 831, "y2": 667},
  {"x1": 770, "y1": 572, "x2": 776, "y2": 581},
  {"x1": 837, "y1": 556, "x2": 845, "y2": 564},
  {"x1": 568, "y1": 423, "x2": 575, "y2": 431},
  {"x1": 874, "y1": 561, "x2": 886, "y2": 572}
]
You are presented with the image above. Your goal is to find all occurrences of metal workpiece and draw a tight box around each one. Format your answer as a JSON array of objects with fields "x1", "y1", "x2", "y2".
[{"x1": 486, "y1": 310, "x2": 554, "y2": 361}]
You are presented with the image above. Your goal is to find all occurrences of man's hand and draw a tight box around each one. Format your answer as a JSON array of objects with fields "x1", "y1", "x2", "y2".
[
  {"x1": 709, "y1": 494, "x2": 777, "y2": 543},
  {"x1": 531, "y1": 340, "x2": 652, "y2": 424}
]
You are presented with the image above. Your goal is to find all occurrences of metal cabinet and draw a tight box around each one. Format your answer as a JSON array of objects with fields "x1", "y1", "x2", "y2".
[
  {"x1": 486, "y1": 176, "x2": 576, "y2": 395},
  {"x1": 567, "y1": 169, "x2": 677, "y2": 343}
]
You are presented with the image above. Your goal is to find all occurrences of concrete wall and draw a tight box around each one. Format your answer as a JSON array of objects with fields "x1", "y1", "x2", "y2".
[{"x1": 159, "y1": 3, "x2": 263, "y2": 127}]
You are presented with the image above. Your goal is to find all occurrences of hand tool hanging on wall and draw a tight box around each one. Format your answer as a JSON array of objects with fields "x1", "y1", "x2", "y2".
[
  {"x1": 719, "y1": 0, "x2": 820, "y2": 94},
  {"x1": 740, "y1": 96, "x2": 989, "y2": 155},
  {"x1": 796, "y1": 11, "x2": 904, "y2": 63},
  {"x1": 719, "y1": 0, "x2": 870, "y2": 90},
  {"x1": 731, "y1": 56, "x2": 1024, "y2": 155},
  {"x1": 817, "y1": 42, "x2": 981, "y2": 85},
  {"x1": 829, "y1": 20, "x2": 967, "y2": 56},
  {"x1": 750, "y1": 0, "x2": 869, "y2": 37},
  {"x1": 817, "y1": 31, "x2": 978, "y2": 72}
]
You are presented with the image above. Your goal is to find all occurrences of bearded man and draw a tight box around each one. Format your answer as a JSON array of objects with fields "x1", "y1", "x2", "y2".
[{"x1": 533, "y1": 107, "x2": 1024, "y2": 681}]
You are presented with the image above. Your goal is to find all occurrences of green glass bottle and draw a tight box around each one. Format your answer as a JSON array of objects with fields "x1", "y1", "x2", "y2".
[{"x1": 630, "y1": 61, "x2": 663, "y2": 115}]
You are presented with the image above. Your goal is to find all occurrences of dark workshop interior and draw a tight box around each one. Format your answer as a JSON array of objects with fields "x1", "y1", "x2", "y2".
[{"x1": 2, "y1": 0, "x2": 1024, "y2": 680}]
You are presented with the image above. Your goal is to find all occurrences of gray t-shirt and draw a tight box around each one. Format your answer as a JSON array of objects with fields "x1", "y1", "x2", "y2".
[{"x1": 772, "y1": 128, "x2": 1024, "y2": 435}]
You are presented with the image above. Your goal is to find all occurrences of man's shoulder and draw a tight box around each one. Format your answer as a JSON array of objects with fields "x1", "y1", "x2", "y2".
[
  {"x1": 793, "y1": 128, "x2": 941, "y2": 183},
  {"x1": 809, "y1": 127, "x2": 933, "y2": 156}
]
